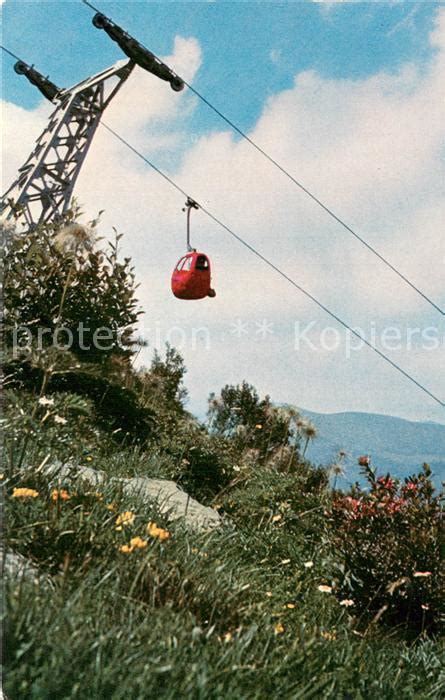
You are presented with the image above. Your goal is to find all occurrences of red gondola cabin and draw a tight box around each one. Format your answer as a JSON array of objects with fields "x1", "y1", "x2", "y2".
[{"x1": 171, "y1": 251, "x2": 216, "y2": 300}]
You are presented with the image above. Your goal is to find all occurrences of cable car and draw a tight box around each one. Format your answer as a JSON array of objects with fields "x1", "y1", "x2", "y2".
[
  {"x1": 171, "y1": 199, "x2": 216, "y2": 300},
  {"x1": 171, "y1": 251, "x2": 216, "y2": 299}
]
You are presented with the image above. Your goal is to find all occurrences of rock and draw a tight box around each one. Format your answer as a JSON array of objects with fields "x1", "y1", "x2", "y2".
[
  {"x1": 2, "y1": 546, "x2": 42, "y2": 585},
  {"x1": 122, "y1": 477, "x2": 222, "y2": 531},
  {"x1": 44, "y1": 461, "x2": 107, "y2": 487},
  {"x1": 44, "y1": 462, "x2": 222, "y2": 532}
]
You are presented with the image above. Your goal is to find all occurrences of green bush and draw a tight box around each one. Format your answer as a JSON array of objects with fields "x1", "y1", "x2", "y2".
[
  {"x1": 219, "y1": 463, "x2": 329, "y2": 549},
  {"x1": 328, "y1": 463, "x2": 443, "y2": 634},
  {"x1": 2, "y1": 215, "x2": 158, "y2": 447},
  {"x1": 208, "y1": 381, "x2": 302, "y2": 468},
  {"x1": 3, "y1": 218, "x2": 141, "y2": 363}
]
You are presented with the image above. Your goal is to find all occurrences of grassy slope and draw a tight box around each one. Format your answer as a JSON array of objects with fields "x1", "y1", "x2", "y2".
[{"x1": 4, "y1": 454, "x2": 444, "y2": 700}]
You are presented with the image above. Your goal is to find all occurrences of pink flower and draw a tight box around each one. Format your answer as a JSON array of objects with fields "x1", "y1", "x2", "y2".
[
  {"x1": 358, "y1": 455, "x2": 371, "y2": 467},
  {"x1": 377, "y1": 476, "x2": 395, "y2": 490},
  {"x1": 386, "y1": 498, "x2": 406, "y2": 514}
]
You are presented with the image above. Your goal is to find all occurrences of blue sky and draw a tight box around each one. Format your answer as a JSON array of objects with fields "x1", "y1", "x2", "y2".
[
  {"x1": 2, "y1": 1, "x2": 444, "y2": 426},
  {"x1": 1, "y1": 1, "x2": 441, "y2": 126}
]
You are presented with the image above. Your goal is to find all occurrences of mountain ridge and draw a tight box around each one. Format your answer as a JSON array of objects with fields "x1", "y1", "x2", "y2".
[{"x1": 288, "y1": 407, "x2": 445, "y2": 487}]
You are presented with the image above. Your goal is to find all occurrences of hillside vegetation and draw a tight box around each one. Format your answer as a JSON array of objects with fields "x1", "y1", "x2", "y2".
[{"x1": 2, "y1": 216, "x2": 444, "y2": 699}]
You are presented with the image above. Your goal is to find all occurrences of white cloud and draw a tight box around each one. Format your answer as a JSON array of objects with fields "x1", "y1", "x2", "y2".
[{"x1": 2, "y1": 15, "x2": 444, "y2": 423}]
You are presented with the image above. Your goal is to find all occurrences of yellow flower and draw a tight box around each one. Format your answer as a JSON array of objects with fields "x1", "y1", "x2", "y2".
[
  {"x1": 318, "y1": 585, "x2": 332, "y2": 594},
  {"x1": 119, "y1": 544, "x2": 134, "y2": 554},
  {"x1": 12, "y1": 487, "x2": 39, "y2": 499},
  {"x1": 51, "y1": 489, "x2": 71, "y2": 502},
  {"x1": 255, "y1": 424, "x2": 262, "y2": 429},
  {"x1": 106, "y1": 502, "x2": 117, "y2": 512},
  {"x1": 274, "y1": 622, "x2": 285, "y2": 635},
  {"x1": 146, "y1": 522, "x2": 170, "y2": 542},
  {"x1": 119, "y1": 536, "x2": 148, "y2": 554},
  {"x1": 321, "y1": 630, "x2": 337, "y2": 641},
  {"x1": 285, "y1": 603, "x2": 295, "y2": 609},
  {"x1": 272, "y1": 514, "x2": 282, "y2": 523},
  {"x1": 85, "y1": 456, "x2": 93, "y2": 462},
  {"x1": 265, "y1": 591, "x2": 273, "y2": 597},
  {"x1": 115, "y1": 511, "x2": 135, "y2": 530}
]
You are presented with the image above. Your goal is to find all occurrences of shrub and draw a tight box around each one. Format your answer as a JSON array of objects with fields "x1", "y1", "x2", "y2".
[
  {"x1": 327, "y1": 463, "x2": 443, "y2": 634},
  {"x1": 208, "y1": 381, "x2": 302, "y2": 467},
  {"x1": 2, "y1": 215, "x2": 156, "y2": 447},
  {"x1": 3, "y1": 217, "x2": 141, "y2": 364},
  {"x1": 220, "y1": 463, "x2": 329, "y2": 547}
]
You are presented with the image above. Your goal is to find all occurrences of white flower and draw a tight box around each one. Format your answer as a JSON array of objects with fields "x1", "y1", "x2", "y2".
[
  {"x1": 38, "y1": 397, "x2": 54, "y2": 406},
  {"x1": 304, "y1": 561, "x2": 314, "y2": 569},
  {"x1": 339, "y1": 599, "x2": 355, "y2": 607},
  {"x1": 54, "y1": 223, "x2": 95, "y2": 253},
  {"x1": 54, "y1": 415, "x2": 67, "y2": 425},
  {"x1": 317, "y1": 585, "x2": 332, "y2": 593}
]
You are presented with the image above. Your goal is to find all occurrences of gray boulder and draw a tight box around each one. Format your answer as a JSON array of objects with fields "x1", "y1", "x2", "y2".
[
  {"x1": 122, "y1": 476, "x2": 221, "y2": 530},
  {"x1": 44, "y1": 462, "x2": 222, "y2": 531},
  {"x1": 2, "y1": 546, "x2": 45, "y2": 585}
]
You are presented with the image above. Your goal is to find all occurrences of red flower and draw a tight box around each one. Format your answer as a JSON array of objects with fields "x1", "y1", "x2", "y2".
[
  {"x1": 386, "y1": 497, "x2": 406, "y2": 514},
  {"x1": 358, "y1": 455, "x2": 371, "y2": 467},
  {"x1": 377, "y1": 476, "x2": 395, "y2": 490}
]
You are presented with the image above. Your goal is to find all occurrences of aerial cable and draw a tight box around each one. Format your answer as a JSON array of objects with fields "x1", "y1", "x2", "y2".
[
  {"x1": 81, "y1": 0, "x2": 101, "y2": 12},
  {"x1": 1, "y1": 45, "x2": 61, "y2": 101},
  {"x1": 100, "y1": 120, "x2": 444, "y2": 408},
  {"x1": 79, "y1": 1, "x2": 444, "y2": 316},
  {"x1": 1, "y1": 45, "x2": 22, "y2": 62},
  {"x1": 182, "y1": 82, "x2": 445, "y2": 316}
]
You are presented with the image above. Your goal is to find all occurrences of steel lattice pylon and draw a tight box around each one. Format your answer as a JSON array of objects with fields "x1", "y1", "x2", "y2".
[{"x1": 1, "y1": 60, "x2": 135, "y2": 231}]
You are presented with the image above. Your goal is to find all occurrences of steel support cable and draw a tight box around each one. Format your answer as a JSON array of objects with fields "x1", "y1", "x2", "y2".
[
  {"x1": 182, "y1": 81, "x2": 445, "y2": 316},
  {"x1": 78, "y1": 0, "x2": 444, "y2": 316},
  {"x1": 81, "y1": 0, "x2": 100, "y2": 12},
  {"x1": 100, "y1": 120, "x2": 444, "y2": 408},
  {"x1": 1, "y1": 45, "x2": 22, "y2": 62}
]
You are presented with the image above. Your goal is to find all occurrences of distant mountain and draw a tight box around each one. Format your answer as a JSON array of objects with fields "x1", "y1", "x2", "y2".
[{"x1": 293, "y1": 408, "x2": 445, "y2": 489}]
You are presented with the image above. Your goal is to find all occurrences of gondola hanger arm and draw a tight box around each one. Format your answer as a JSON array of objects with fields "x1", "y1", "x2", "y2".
[{"x1": 183, "y1": 197, "x2": 199, "y2": 252}]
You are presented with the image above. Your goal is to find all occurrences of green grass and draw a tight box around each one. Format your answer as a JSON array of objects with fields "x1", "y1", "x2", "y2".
[
  {"x1": 3, "y1": 456, "x2": 444, "y2": 699},
  {"x1": 6, "y1": 576, "x2": 444, "y2": 699}
]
